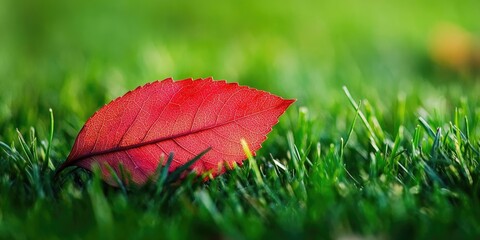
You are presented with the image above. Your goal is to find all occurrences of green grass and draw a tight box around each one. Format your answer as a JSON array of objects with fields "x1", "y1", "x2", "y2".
[{"x1": 1, "y1": 0, "x2": 480, "y2": 239}]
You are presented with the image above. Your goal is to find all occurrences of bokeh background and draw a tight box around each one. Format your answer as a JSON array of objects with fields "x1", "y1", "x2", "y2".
[{"x1": 1, "y1": 0, "x2": 479, "y2": 140}]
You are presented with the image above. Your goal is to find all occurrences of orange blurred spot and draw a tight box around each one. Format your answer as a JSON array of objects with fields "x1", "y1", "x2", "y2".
[{"x1": 429, "y1": 22, "x2": 478, "y2": 73}]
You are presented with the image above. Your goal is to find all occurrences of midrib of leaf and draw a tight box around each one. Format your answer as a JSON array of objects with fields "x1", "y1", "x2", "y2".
[{"x1": 66, "y1": 100, "x2": 293, "y2": 165}]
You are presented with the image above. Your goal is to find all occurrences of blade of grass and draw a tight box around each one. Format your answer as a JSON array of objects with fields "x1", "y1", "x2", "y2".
[
  {"x1": 44, "y1": 108, "x2": 55, "y2": 171},
  {"x1": 343, "y1": 86, "x2": 380, "y2": 151},
  {"x1": 241, "y1": 139, "x2": 264, "y2": 186},
  {"x1": 166, "y1": 147, "x2": 211, "y2": 183}
]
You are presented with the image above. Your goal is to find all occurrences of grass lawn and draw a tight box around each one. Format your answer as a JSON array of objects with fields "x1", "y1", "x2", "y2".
[{"x1": 1, "y1": 0, "x2": 480, "y2": 239}]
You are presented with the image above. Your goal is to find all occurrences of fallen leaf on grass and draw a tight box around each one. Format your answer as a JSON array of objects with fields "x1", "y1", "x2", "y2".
[{"x1": 57, "y1": 77, "x2": 295, "y2": 185}]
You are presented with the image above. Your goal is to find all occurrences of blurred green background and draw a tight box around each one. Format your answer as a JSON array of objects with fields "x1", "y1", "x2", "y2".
[{"x1": 0, "y1": 0, "x2": 479, "y2": 139}]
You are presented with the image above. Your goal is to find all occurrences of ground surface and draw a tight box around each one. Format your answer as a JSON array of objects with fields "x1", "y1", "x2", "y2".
[{"x1": 1, "y1": 0, "x2": 480, "y2": 239}]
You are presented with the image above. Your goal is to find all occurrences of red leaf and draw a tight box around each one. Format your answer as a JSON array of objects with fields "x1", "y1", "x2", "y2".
[{"x1": 57, "y1": 78, "x2": 294, "y2": 185}]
